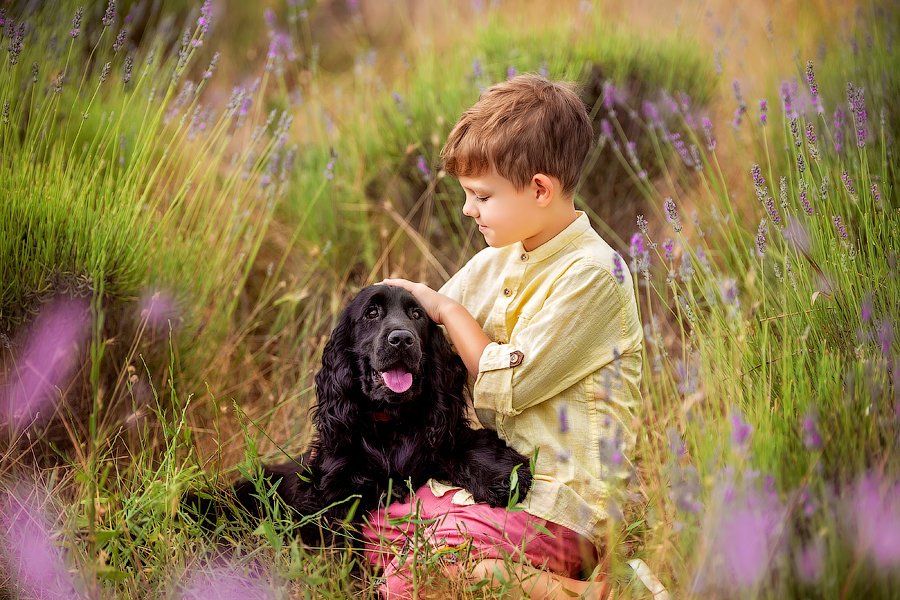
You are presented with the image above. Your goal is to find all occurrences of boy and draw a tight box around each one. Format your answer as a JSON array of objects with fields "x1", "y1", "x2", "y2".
[{"x1": 370, "y1": 74, "x2": 643, "y2": 599}]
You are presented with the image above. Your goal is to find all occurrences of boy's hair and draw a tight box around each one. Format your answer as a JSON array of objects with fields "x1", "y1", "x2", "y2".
[{"x1": 441, "y1": 74, "x2": 594, "y2": 196}]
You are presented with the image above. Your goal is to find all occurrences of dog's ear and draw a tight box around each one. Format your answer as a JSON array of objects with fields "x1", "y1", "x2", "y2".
[
  {"x1": 423, "y1": 322, "x2": 469, "y2": 447},
  {"x1": 313, "y1": 304, "x2": 359, "y2": 442}
]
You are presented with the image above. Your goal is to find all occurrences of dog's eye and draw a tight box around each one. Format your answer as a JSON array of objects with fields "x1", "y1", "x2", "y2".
[
  {"x1": 365, "y1": 306, "x2": 379, "y2": 319},
  {"x1": 409, "y1": 308, "x2": 423, "y2": 320}
]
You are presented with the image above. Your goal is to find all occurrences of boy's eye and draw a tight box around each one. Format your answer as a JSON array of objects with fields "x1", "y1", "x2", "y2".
[{"x1": 475, "y1": 195, "x2": 489, "y2": 201}]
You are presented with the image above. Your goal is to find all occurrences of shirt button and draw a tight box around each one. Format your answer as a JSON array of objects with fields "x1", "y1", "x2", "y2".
[
  {"x1": 520, "y1": 253, "x2": 528, "y2": 261},
  {"x1": 503, "y1": 288, "x2": 511, "y2": 296}
]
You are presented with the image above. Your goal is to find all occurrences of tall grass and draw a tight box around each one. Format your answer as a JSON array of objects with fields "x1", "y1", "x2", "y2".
[{"x1": 0, "y1": 0, "x2": 897, "y2": 598}]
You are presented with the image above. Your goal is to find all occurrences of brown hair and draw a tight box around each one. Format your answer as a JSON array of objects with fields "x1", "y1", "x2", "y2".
[{"x1": 441, "y1": 74, "x2": 594, "y2": 196}]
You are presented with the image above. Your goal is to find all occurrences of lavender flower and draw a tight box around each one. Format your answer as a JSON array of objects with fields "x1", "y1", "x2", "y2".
[
  {"x1": 833, "y1": 108, "x2": 845, "y2": 152},
  {"x1": 702, "y1": 117, "x2": 716, "y2": 150},
  {"x1": 800, "y1": 189, "x2": 813, "y2": 215},
  {"x1": 790, "y1": 118, "x2": 801, "y2": 147},
  {"x1": 664, "y1": 198, "x2": 683, "y2": 233},
  {"x1": 99, "y1": 61, "x2": 111, "y2": 83},
  {"x1": 755, "y1": 218, "x2": 768, "y2": 257},
  {"x1": 751, "y1": 164, "x2": 768, "y2": 201},
  {"x1": 181, "y1": 563, "x2": 275, "y2": 600},
  {"x1": 202, "y1": 52, "x2": 219, "y2": 80},
  {"x1": 415, "y1": 155, "x2": 431, "y2": 179},
  {"x1": 8, "y1": 22, "x2": 24, "y2": 66},
  {"x1": 765, "y1": 197, "x2": 781, "y2": 227},
  {"x1": 731, "y1": 412, "x2": 753, "y2": 448},
  {"x1": 701, "y1": 487, "x2": 785, "y2": 589},
  {"x1": 806, "y1": 123, "x2": 819, "y2": 160},
  {"x1": 102, "y1": 0, "x2": 116, "y2": 27},
  {"x1": 636, "y1": 214, "x2": 648, "y2": 234},
  {"x1": 846, "y1": 472, "x2": 900, "y2": 570},
  {"x1": 71, "y1": 7, "x2": 84, "y2": 38},
  {"x1": 801, "y1": 412, "x2": 822, "y2": 449},
  {"x1": 871, "y1": 183, "x2": 880, "y2": 204},
  {"x1": 758, "y1": 99, "x2": 768, "y2": 126},
  {"x1": 796, "y1": 538, "x2": 825, "y2": 583},
  {"x1": 113, "y1": 27, "x2": 128, "y2": 52},
  {"x1": 663, "y1": 238, "x2": 674, "y2": 262},
  {"x1": 122, "y1": 54, "x2": 133, "y2": 84},
  {"x1": 806, "y1": 60, "x2": 818, "y2": 98},
  {"x1": 841, "y1": 171, "x2": 856, "y2": 198},
  {"x1": 796, "y1": 151, "x2": 805, "y2": 174},
  {"x1": 197, "y1": 0, "x2": 212, "y2": 33},
  {"x1": 732, "y1": 80, "x2": 747, "y2": 128},
  {"x1": 832, "y1": 215, "x2": 848, "y2": 242},
  {"x1": 847, "y1": 82, "x2": 867, "y2": 148},
  {"x1": 1, "y1": 100, "x2": 8, "y2": 125},
  {"x1": 507, "y1": 66, "x2": 517, "y2": 79},
  {"x1": 1, "y1": 485, "x2": 81, "y2": 600},
  {"x1": 471, "y1": 58, "x2": 482, "y2": 79},
  {"x1": 612, "y1": 251, "x2": 625, "y2": 284},
  {"x1": 323, "y1": 148, "x2": 336, "y2": 180},
  {"x1": 629, "y1": 232, "x2": 647, "y2": 273}
]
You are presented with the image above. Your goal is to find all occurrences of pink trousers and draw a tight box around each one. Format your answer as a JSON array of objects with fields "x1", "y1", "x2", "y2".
[{"x1": 361, "y1": 485, "x2": 595, "y2": 599}]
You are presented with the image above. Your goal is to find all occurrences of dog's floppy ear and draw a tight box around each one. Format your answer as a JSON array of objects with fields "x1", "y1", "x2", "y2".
[
  {"x1": 313, "y1": 303, "x2": 359, "y2": 442},
  {"x1": 423, "y1": 321, "x2": 468, "y2": 447}
]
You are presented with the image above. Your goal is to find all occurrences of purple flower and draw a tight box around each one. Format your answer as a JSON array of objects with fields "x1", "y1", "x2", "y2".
[
  {"x1": 323, "y1": 148, "x2": 336, "y2": 180},
  {"x1": 102, "y1": 0, "x2": 116, "y2": 27},
  {"x1": 833, "y1": 108, "x2": 845, "y2": 152},
  {"x1": 612, "y1": 251, "x2": 625, "y2": 284},
  {"x1": 796, "y1": 538, "x2": 825, "y2": 582},
  {"x1": 806, "y1": 60, "x2": 818, "y2": 98},
  {"x1": 507, "y1": 66, "x2": 517, "y2": 79},
  {"x1": 871, "y1": 183, "x2": 881, "y2": 204},
  {"x1": 832, "y1": 215, "x2": 848, "y2": 242},
  {"x1": 750, "y1": 164, "x2": 768, "y2": 200},
  {"x1": 122, "y1": 54, "x2": 133, "y2": 84},
  {"x1": 663, "y1": 238, "x2": 674, "y2": 262},
  {"x1": 471, "y1": 58, "x2": 482, "y2": 79},
  {"x1": 800, "y1": 189, "x2": 813, "y2": 215},
  {"x1": 1, "y1": 299, "x2": 90, "y2": 430},
  {"x1": 847, "y1": 82, "x2": 867, "y2": 147},
  {"x1": 198, "y1": 0, "x2": 212, "y2": 33},
  {"x1": 71, "y1": 7, "x2": 84, "y2": 38},
  {"x1": 415, "y1": 154, "x2": 431, "y2": 179},
  {"x1": 1, "y1": 484, "x2": 80, "y2": 600},
  {"x1": 758, "y1": 99, "x2": 768, "y2": 126},
  {"x1": 702, "y1": 487, "x2": 785, "y2": 589},
  {"x1": 113, "y1": 27, "x2": 128, "y2": 52},
  {"x1": 636, "y1": 214, "x2": 648, "y2": 234},
  {"x1": 664, "y1": 198, "x2": 682, "y2": 232},
  {"x1": 765, "y1": 198, "x2": 781, "y2": 227},
  {"x1": 180, "y1": 562, "x2": 275, "y2": 600},
  {"x1": 731, "y1": 412, "x2": 753, "y2": 448},
  {"x1": 702, "y1": 117, "x2": 716, "y2": 150},
  {"x1": 796, "y1": 151, "x2": 806, "y2": 174},
  {"x1": 202, "y1": 52, "x2": 219, "y2": 80},
  {"x1": 801, "y1": 413, "x2": 822, "y2": 449},
  {"x1": 755, "y1": 218, "x2": 768, "y2": 257},
  {"x1": 731, "y1": 80, "x2": 747, "y2": 128},
  {"x1": 642, "y1": 101, "x2": 660, "y2": 126},
  {"x1": 790, "y1": 118, "x2": 801, "y2": 147},
  {"x1": 841, "y1": 171, "x2": 856, "y2": 197},
  {"x1": 846, "y1": 473, "x2": 900, "y2": 570}
]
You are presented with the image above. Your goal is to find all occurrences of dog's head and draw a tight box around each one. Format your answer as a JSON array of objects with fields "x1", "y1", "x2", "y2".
[{"x1": 313, "y1": 285, "x2": 467, "y2": 440}]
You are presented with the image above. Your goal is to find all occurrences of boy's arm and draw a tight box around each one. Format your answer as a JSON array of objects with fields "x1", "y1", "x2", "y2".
[{"x1": 379, "y1": 279, "x2": 488, "y2": 377}]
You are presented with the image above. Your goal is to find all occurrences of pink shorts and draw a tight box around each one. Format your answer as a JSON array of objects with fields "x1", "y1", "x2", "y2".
[{"x1": 361, "y1": 485, "x2": 596, "y2": 598}]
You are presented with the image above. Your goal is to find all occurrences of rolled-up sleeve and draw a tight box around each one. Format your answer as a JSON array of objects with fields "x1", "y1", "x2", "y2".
[{"x1": 472, "y1": 262, "x2": 637, "y2": 416}]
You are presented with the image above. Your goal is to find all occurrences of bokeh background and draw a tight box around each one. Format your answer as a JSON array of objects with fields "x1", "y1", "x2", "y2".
[{"x1": 1, "y1": 0, "x2": 898, "y2": 598}]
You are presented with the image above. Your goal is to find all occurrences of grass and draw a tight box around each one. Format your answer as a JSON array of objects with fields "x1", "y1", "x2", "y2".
[{"x1": 1, "y1": 0, "x2": 898, "y2": 598}]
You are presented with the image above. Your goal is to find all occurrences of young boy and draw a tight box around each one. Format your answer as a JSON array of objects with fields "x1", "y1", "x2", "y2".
[{"x1": 370, "y1": 74, "x2": 643, "y2": 599}]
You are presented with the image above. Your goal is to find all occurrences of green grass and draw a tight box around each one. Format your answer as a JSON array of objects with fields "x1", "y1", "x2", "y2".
[{"x1": 1, "y1": 0, "x2": 898, "y2": 598}]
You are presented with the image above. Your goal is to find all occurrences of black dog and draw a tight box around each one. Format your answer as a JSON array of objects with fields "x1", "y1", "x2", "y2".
[{"x1": 185, "y1": 285, "x2": 531, "y2": 540}]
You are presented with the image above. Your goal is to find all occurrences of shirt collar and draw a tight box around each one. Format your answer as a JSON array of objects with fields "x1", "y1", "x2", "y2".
[{"x1": 518, "y1": 211, "x2": 591, "y2": 263}]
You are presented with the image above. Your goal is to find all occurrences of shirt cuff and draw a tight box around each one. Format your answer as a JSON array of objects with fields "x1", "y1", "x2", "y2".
[{"x1": 473, "y1": 342, "x2": 524, "y2": 416}]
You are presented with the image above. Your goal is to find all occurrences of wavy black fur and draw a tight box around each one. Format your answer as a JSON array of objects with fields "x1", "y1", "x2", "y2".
[{"x1": 184, "y1": 285, "x2": 531, "y2": 542}]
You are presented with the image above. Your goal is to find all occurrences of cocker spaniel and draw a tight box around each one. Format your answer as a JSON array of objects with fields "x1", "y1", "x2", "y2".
[{"x1": 186, "y1": 284, "x2": 531, "y2": 540}]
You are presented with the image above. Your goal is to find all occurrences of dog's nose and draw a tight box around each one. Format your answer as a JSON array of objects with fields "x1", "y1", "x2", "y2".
[{"x1": 387, "y1": 329, "x2": 415, "y2": 347}]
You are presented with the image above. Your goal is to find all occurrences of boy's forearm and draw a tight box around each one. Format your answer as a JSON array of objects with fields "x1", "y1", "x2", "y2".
[{"x1": 439, "y1": 301, "x2": 490, "y2": 378}]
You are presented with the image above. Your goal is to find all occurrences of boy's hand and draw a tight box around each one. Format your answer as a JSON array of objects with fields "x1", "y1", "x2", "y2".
[{"x1": 379, "y1": 279, "x2": 452, "y2": 324}]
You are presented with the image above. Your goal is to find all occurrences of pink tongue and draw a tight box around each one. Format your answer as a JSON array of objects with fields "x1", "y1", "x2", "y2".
[{"x1": 382, "y1": 368, "x2": 413, "y2": 393}]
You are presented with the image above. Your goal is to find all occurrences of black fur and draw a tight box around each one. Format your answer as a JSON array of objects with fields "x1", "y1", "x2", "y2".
[{"x1": 184, "y1": 285, "x2": 531, "y2": 540}]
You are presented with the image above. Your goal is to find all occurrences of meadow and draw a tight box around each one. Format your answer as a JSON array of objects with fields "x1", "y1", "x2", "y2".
[{"x1": 0, "y1": 0, "x2": 898, "y2": 598}]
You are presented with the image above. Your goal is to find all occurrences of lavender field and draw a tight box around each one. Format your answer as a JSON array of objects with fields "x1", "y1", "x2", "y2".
[{"x1": 1, "y1": 1, "x2": 898, "y2": 598}]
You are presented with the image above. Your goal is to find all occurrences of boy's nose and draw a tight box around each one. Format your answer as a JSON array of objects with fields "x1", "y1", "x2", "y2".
[{"x1": 462, "y1": 196, "x2": 478, "y2": 217}]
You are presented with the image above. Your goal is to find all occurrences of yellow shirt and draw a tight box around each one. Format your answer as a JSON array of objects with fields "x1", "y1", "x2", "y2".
[{"x1": 437, "y1": 211, "x2": 643, "y2": 546}]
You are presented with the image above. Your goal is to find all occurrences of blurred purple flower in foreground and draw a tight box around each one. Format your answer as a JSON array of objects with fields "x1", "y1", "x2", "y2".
[
  {"x1": 698, "y1": 486, "x2": 786, "y2": 590},
  {"x1": 180, "y1": 563, "x2": 275, "y2": 600},
  {"x1": 847, "y1": 472, "x2": 900, "y2": 570},
  {"x1": 1, "y1": 484, "x2": 81, "y2": 600},
  {"x1": 1, "y1": 299, "x2": 90, "y2": 430}
]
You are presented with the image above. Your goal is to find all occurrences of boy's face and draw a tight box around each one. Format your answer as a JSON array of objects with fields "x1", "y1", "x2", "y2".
[{"x1": 457, "y1": 169, "x2": 548, "y2": 251}]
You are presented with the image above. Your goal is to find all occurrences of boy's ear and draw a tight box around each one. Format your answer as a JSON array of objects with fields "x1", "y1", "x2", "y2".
[{"x1": 531, "y1": 173, "x2": 555, "y2": 207}]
